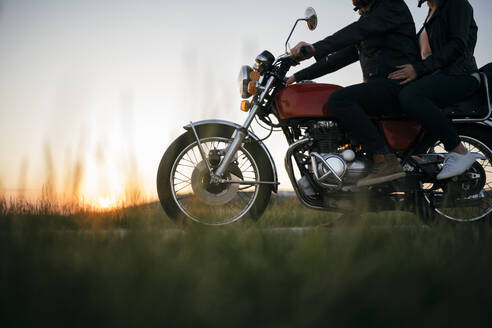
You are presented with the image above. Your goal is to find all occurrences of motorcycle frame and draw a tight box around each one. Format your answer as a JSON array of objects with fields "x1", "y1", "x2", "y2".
[
  {"x1": 184, "y1": 52, "x2": 492, "y2": 212},
  {"x1": 276, "y1": 75, "x2": 492, "y2": 211}
]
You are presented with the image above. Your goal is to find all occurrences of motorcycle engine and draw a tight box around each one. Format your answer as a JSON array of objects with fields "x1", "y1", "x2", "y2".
[
  {"x1": 312, "y1": 121, "x2": 343, "y2": 154},
  {"x1": 299, "y1": 121, "x2": 369, "y2": 193}
]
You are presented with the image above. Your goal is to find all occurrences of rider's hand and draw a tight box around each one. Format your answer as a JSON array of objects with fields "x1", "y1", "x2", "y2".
[
  {"x1": 291, "y1": 42, "x2": 315, "y2": 61},
  {"x1": 388, "y1": 64, "x2": 418, "y2": 85},
  {"x1": 286, "y1": 76, "x2": 296, "y2": 85}
]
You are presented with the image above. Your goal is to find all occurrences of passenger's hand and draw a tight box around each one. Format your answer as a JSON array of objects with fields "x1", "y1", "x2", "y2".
[
  {"x1": 291, "y1": 42, "x2": 315, "y2": 61},
  {"x1": 388, "y1": 64, "x2": 417, "y2": 85},
  {"x1": 286, "y1": 76, "x2": 296, "y2": 85}
]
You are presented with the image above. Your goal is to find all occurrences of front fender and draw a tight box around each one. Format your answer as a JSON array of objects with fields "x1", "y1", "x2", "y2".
[{"x1": 183, "y1": 120, "x2": 278, "y2": 193}]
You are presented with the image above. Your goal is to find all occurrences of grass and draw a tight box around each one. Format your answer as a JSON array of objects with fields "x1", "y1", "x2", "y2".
[{"x1": 1, "y1": 196, "x2": 492, "y2": 327}]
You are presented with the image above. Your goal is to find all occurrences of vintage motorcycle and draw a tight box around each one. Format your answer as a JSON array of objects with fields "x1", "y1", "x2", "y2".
[{"x1": 157, "y1": 8, "x2": 492, "y2": 225}]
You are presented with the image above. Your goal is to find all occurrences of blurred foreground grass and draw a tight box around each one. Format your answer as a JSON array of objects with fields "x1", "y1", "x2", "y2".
[{"x1": 1, "y1": 196, "x2": 492, "y2": 327}]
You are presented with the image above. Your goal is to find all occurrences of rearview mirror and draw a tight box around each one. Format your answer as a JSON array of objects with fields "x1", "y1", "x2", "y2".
[
  {"x1": 284, "y1": 7, "x2": 319, "y2": 54},
  {"x1": 305, "y1": 7, "x2": 318, "y2": 31}
]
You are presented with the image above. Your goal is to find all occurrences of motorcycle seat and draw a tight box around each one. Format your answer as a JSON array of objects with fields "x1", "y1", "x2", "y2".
[
  {"x1": 380, "y1": 72, "x2": 491, "y2": 122},
  {"x1": 444, "y1": 72, "x2": 491, "y2": 120}
]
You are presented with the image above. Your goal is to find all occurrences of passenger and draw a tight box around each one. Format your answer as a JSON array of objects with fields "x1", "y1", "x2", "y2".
[
  {"x1": 289, "y1": 0, "x2": 420, "y2": 187},
  {"x1": 388, "y1": 0, "x2": 480, "y2": 180}
]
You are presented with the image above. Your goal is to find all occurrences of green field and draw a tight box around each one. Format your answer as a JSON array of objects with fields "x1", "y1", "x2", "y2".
[{"x1": 1, "y1": 197, "x2": 492, "y2": 327}]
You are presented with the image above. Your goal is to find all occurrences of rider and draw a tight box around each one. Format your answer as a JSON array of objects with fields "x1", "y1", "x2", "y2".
[
  {"x1": 388, "y1": 0, "x2": 480, "y2": 180},
  {"x1": 289, "y1": 0, "x2": 420, "y2": 187}
]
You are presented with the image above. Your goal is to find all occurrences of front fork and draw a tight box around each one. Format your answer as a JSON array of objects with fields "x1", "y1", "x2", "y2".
[{"x1": 190, "y1": 76, "x2": 275, "y2": 184}]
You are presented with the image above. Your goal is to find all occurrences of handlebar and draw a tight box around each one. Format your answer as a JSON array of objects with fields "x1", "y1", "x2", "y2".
[{"x1": 300, "y1": 45, "x2": 314, "y2": 57}]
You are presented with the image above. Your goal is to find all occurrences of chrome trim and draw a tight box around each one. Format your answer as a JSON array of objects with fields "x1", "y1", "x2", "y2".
[
  {"x1": 238, "y1": 65, "x2": 253, "y2": 99},
  {"x1": 214, "y1": 128, "x2": 247, "y2": 178},
  {"x1": 214, "y1": 76, "x2": 275, "y2": 178},
  {"x1": 183, "y1": 119, "x2": 278, "y2": 192},
  {"x1": 452, "y1": 73, "x2": 491, "y2": 123},
  {"x1": 217, "y1": 179, "x2": 279, "y2": 185},
  {"x1": 170, "y1": 137, "x2": 260, "y2": 226},
  {"x1": 477, "y1": 119, "x2": 492, "y2": 128},
  {"x1": 188, "y1": 121, "x2": 212, "y2": 173},
  {"x1": 304, "y1": 7, "x2": 318, "y2": 31},
  {"x1": 285, "y1": 18, "x2": 304, "y2": 54},
  {"x1": 310, "y1": 152, "x2": 346, "y2": 186},
  {"x1": 285, "y1": 138, "x2": 328, "y2": 211}
]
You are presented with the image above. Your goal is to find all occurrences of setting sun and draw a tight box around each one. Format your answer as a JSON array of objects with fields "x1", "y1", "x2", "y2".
[{"x1": 97, "y1": 197, "x2": 116, "y2": 209}]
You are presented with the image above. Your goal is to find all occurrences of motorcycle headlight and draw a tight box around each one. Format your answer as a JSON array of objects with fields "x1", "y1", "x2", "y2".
[{"x1": 238, "y1": 65, "x2": 253, "y2": 99}]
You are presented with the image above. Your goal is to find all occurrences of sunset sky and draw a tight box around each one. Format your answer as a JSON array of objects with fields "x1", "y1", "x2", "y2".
[{"x1": 1, "y1": 0, "x2": 491, "y2": 205}]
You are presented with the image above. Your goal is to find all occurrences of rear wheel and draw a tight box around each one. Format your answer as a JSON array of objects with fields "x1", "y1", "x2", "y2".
[
  {"x1": 419, "y1": 126, "x2": 492, "y2": 223},
  {"x1": 157, "y1": 128, "x2": 272, "y2": 225}
]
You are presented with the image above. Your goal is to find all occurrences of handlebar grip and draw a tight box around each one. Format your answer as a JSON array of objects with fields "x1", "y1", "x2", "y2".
[{"x1": 300, "y1": 45, "x2": 314, "y2": 57}]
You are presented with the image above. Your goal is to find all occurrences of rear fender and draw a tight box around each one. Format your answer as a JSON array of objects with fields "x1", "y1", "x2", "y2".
[
  {"x1": 455, "y1": 120, "x2": 492, "y2": 130},
  {"x1": 477, "y1": 119, "x2": 492, "y2": 129},
  {"x1": 183, "y1": 120, "x2": 278, "y2": 193}
]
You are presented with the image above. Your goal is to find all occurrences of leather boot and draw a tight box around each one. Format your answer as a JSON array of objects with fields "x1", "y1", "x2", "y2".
[{"x1": 357, "y1": 154, "x2": 405, "y2": 187}]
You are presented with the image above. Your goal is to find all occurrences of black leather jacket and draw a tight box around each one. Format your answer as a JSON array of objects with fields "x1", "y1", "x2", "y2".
[
  {"x1": 294, "y1": 0, "x2": 420, "y2": 82},
  {"x1": 412, "y1": 0, "x2": 478, "y2": 77}
]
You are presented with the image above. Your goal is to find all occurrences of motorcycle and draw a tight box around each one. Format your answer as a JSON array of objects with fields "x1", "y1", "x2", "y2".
[{"x1": 157, "y1": 8, "x2": 492, "y2": 225}]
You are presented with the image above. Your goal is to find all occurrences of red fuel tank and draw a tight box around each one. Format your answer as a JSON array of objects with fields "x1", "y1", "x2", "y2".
[{"x1": 275, "y1": 83, "x2": 343, "y2": 119}]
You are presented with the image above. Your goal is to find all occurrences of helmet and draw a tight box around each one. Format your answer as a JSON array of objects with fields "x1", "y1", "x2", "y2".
[{"x1": 352, "y1": 0, "x2": 372, "y2": 11}]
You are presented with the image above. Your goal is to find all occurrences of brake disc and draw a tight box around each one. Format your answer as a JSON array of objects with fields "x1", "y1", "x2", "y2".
[{"x1": 191, "y1": 161, "x2": 239, "y2": 206}]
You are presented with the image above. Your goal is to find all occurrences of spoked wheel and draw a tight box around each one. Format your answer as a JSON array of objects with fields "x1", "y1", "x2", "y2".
[
  {"x1": 421, "y1": 129, "x2": 492, "y2": 223},
  {"x1": 157, "y1": 127, "x2": 272, "y2": 225}
]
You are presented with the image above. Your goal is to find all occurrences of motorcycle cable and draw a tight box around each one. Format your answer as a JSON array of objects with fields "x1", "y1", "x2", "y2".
[
  {"x1": 249, "y1": 116, "x2": 274, "y2": 143},
  {"x1": 257, "y1": 112, "x2": 282, "y2": 130}
]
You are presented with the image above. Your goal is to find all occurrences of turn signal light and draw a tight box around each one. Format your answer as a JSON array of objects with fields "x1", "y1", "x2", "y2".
[
  {"x1": 250, "y1": 70, "x2": 261, "y2": 81},
  {"x1": 247, "y1": 81, "x2": 257, "y2": 95},
  {"x1": 240, "y1": 100, "x2": 250, "y2": 112}
]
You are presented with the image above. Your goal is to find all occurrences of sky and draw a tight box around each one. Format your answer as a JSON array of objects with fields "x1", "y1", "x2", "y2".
[{"x1": 0, "y1": 0, "x2": 491, "y2": 205}]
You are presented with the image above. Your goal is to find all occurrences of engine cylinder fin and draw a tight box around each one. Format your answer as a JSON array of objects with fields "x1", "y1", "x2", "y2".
[{"x1": 312, "y1": 121, "x2": 344, "y2": 153}]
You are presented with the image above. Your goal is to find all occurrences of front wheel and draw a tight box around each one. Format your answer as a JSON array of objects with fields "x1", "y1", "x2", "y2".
[{"x1": 157, "y1": 128, "x2": 272, "y2": 225}]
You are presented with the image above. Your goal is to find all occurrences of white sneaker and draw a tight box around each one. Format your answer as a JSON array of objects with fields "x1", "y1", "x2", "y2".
[{"x1": 436, "y1": 152, "x2": 484, "y2": 180}]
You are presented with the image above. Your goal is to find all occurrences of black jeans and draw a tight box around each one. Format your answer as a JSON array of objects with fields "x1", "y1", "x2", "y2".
[
  {"x1": 327, "y1": 78, "x2": 402, "y2": 154},
  {"x1": 399, "y1": 72, "x2": 479, "y2": 151}
]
